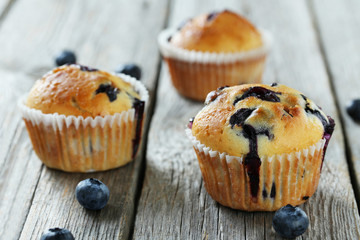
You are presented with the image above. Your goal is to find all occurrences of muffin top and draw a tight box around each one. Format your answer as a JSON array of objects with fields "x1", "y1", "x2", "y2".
[
  {"x1": 26, "y1": 64, "x2": 142, "y2": 117},
  {"x1": 169, "y1": 10, "x2": 262, "y2": 53},
  {"x1": 191, "y1": 84, "x2": 335, "y2": 157}
]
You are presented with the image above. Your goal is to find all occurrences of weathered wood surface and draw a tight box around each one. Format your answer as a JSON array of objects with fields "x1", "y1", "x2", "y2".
[
  {"x1": 0, "y1": 70, "x2": 43, "y2": 239},
  {"x1": 0, "y1": 0, "x2": 168, "y2": 239},
  {"x1": 1, "y1": 0, "x2": 360, "y2": 239},
  {"x1": 0, "y1": 0, "x2": 13, "y2": 21},
  {"x1": 134, "y1": 0, "x2": 360, "y2": 239},
  {"x1": 310, "y1": 0, "x2": 360, "y2": 202}
]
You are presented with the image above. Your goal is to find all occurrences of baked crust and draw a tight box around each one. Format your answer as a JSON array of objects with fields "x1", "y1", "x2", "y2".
[
  {"x1": 26, "y1": 64, "x2": 141, "y2": 117},
  {"x1": 192, "y1": 84, "x2": 330, "y2": 157},
  {"x1": 170, "y1": 10, "x2": 262, "y2": 52}
]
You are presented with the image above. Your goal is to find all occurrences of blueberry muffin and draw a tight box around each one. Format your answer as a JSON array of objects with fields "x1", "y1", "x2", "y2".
[
  {"x1": 20, "y1": 64, "x2": 149, "y2": 172},
  {"x1": 186, "y1": 83, "x2": 335, "y2": 211},
  {"x1": 159, "y1": 10, "x2": 271, "y2": 101}
]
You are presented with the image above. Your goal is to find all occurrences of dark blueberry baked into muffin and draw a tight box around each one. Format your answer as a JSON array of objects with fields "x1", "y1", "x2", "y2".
[
  {"x1": 187, "y1": 83, "x2": 334, "y2": 211},
  {"x1": 159, "y1": 10, "x2": 271, "y2": 101},
  {"x1": 21, "y1": 64, "x2": 149, "y2": 172}
]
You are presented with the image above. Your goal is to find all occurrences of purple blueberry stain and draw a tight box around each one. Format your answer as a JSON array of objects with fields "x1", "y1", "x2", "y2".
[
  {"x1": 242, "y1": 123, "x2": 262, "y2": 199},
  {"x1": 79, "y1": 65, "x2": 98, "y2": 72},
  {"x1": 132, "y1": 98, "x2": 145, "y2": 158},
  {"x1": 233, "y1": 86, "x2": 281, "y2": 106},
  {"x1": 321, "y1": 116, "x2": 335, "y2": 168},
  {"x1": 263, "y1": 183, "x2": 276, "y2": 199},
  {"x1": 205, "y1": 86, "x2": 227, "y2": 105},
  {"x1": 188, "y1": 117, "x2": 194, "y2": 129},
  {"x1": 207, "y1": 11, "x2": 219, "y2": 21},
  {"x1": 262, "y1": 188, "x2": 268, "y2": 198},
  {"x1": 96, "y1": 83, "x2": 120, "y2": 102},
  {"x1": 270, "y1": 182, "x2": 276, "y2": 198},
  {"x1": 230, "y1": 108, "x2": 274, "y2": 199},
  {"x1": 229, "y1": 108, "x2": 255, "y2": 128},
  {"x1": 301, "y1": 94, "x2": 335, "y2": 169}
]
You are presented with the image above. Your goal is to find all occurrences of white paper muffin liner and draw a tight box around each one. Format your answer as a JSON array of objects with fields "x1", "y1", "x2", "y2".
[
  {"x1": 19, "y1": 73, "x2": 149, "y2": 172},
  {"x1": 186, "y1": 129, "x2": 326, "y2": 211},
  {"x1": 158, "y1": 28, "x2": 272, "y2": 101}
]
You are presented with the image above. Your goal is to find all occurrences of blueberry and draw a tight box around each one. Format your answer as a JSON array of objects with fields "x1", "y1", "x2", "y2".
[
  {"x1": 95, "y1": 83, "x2": 120, "y2": 102},
  {"x1": 346, "y1": 99, "x2": 360, "y2": 123},
  {"x1": 229, "y1": 108, "x2": 255, "y2": 128},
  {"x1": 116, "y1": 64, "x2": 142, "y2": 80},
  {"x1": 40, "y1": 228, "x2": 74, "y2": 240},
  {"x1": 55, "y1": 50, "x2": 76, "y2": 66},
  {"x1": 75, "y1": 178, "x2": 110, "y2": 210},
  {"x1": 273, "y1": 204, "x2": 309, "y2": 239},
  {"x1": 207, "y1": 11, "x2": 219, "y2": 21}
]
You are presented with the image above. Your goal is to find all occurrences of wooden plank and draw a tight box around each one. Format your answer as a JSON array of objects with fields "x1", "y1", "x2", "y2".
[
  {"x1": 0, "y1": 70, "x2": 44, "y2": 240},
  {"x1": 134, "y1": 0, "x2": 360, "y2": 239},
  {"x1": 0, "y1": 0, "x2": 13, "y2": 20},
  {"x1": 310, "y1": 0, "x2": 360, "y2": 202},
  {"x1": 0, "y1": 0, "x2": 168, "y2": 239},
  {"x1": 0, "y1": 0, "x2": 165, "y2": 89}
]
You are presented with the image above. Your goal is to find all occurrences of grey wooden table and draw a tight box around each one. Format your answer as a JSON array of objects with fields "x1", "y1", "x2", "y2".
[{"x1": 1, "y1": 0, "x2": 360, "y2": 239}]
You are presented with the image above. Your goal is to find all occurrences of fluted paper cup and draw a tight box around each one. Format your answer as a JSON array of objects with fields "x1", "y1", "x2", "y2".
[
  {"x1": 159, "y1": 29, "x2": 272, "y2": 101},
  {"x1": 186, "y1": 129, "x2": 325, "y2": 211},
  {"x1": 19, "y1": 74, "x2": 149, "y2": 172}
]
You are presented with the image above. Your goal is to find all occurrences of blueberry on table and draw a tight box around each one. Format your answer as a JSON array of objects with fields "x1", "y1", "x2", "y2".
[
  {"x1": 55, "y1": 50, "x2": 76, "y2": 66},
  {"x1": 272, "y1": 204, "x2": 309, "y2": 239},
  {"x1": 346, "y1": 99, "x2": 360, "y2": 123},
  {"x1": 116, "y1": 63, "x2": 142, "y2": 80},
  {"x1": 40, "y1": 228, "x2": 74, "y2": 240},
  {"x1": 75, "y1": 178, "x2": 110, "y2": 210}
]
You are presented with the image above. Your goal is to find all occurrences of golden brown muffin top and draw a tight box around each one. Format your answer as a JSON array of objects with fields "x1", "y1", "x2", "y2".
[
  {"x1": 170, "y1": 10, "x2": 262, "y2": 53},
  {"x1": 191, "y1": 84, "x2": 335, "y2": 157},
  {"x1": 26, "y1": 64, "x2": 142, "y2": 117}
]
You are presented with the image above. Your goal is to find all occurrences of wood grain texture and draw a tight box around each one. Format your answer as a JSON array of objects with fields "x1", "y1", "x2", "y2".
[
  {"x1": 0, "y1": 0, "x2": 166, "y2": 90},
  {"x1": 0, "y1": 0, "x2": 168, "y2": 239},
  {"x1": 0, "y1": 70, "x2": 43, "y2": 240},
  {"x1": 134, "y1": 0, "x2": 360, "y2": 239},
  {"x1": 0, "y1": 0, "x2": 13, "y2": 20},
  {"x1": 309, "y1": 0, "x2": 360, "y2": 201}
]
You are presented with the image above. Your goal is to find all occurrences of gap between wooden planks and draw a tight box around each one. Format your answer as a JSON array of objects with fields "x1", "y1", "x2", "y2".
[
  {"x1": 0, "y1": 0, "x2": 15, "y2": 25},
  {"x1": 309, "y1": 0, "x2": 360, "y2": 212},
  {"x1": 133, "y1": 0, "x2": 360, "y2": 239}
]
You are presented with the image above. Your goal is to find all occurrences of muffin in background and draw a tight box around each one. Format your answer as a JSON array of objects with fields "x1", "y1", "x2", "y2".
[
  {"x1": 20, "y1": 64, "x2": 149, "y2": 172},
  {"x1": 159, "y1": 10, "x2": 271, "y2": 101},
  {"x1": 187, "y1": 83, "x2": 335, "y2": 211}
]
